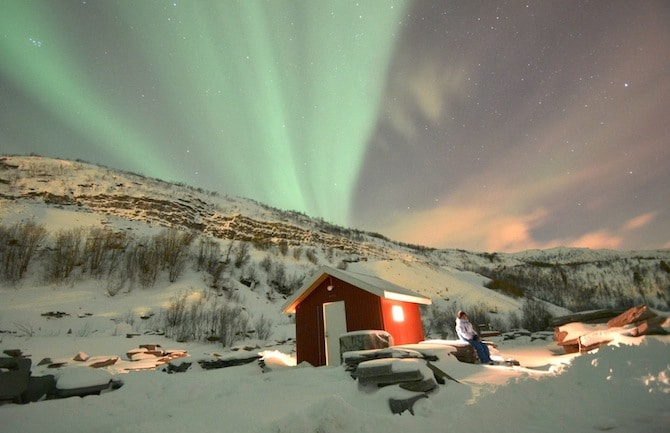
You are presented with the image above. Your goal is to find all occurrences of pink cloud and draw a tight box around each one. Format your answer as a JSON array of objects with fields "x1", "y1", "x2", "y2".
[
  {"x1": 379, "y1": 167, "x2": 662, "y2": 252},
  {"x1": 623, "y1": 212, "x2": 657, "y2": 231},
  {"x1": 383, "y1": 204, "x2": 550, "y2": 252},
  {"x1": 382, "y1": 201, "x2": 650, "y2": 252},
  {"x1": 568, "y1": 230, "x2": 623, "y2": 250}
]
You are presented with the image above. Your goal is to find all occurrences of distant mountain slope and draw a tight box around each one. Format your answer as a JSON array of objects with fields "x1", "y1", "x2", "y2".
[
  {"x1": 0, "y1": 155, "x2": 417, "y2": 260},
  {"x1": 432, "y1": 246, "x2": 670, "y2": 312}
]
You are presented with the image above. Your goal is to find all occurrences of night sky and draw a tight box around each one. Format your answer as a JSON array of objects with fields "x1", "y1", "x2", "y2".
[{"x1": 1, "y1": 1, "x2": 668, "y2": 252}]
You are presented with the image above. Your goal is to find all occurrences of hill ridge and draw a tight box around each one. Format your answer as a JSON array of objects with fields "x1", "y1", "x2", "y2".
[{"x1": 2, "y1": 154, "x2": 669, "y2": 314}]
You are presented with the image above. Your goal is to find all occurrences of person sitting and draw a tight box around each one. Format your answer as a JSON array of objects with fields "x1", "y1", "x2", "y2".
[{"x1": 455, "y1": 310, "x2": 493, "y2": 364}]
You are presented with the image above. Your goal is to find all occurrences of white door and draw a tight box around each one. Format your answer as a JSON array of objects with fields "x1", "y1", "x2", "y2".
[{"x1": 323, "y1": 301, "x2": 347, "y2": 366}]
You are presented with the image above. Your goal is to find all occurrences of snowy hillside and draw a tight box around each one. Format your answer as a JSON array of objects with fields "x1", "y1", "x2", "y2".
[
  {"x1": 1, "y1": 155, "x2": 669, "y2": 432},
  {"x1": 2, "y1": 155, "x2": 668, "y2": 319},
  {"x1": 438, "y1": 246, "x2": 670, "y2": 313}
]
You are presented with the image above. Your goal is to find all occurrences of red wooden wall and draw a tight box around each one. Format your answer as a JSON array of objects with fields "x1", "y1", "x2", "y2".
[
  {"x1": 294, "y1": 275, "x2": 425, "y2": 366},
  {"x1": 379, "y1": 298, "x2": 425, "y2": 345},
  {"x1": 295, "y1": 276, "x2": 382, "y2": 366}
]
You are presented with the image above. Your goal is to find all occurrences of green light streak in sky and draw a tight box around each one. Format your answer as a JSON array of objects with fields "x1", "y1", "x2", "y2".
[
  {"x1": 1, "y1": 1, "x2": 405, "y2": 226},
  {"x1": 125, "y1": 0, "x2": 406, "y2": 225},
  {"x1": 0, "y1": 1, "x2": 180, "y2": 180},
  {"x1": 0, "y1": 0, "x2": 405, "y2": 225}
]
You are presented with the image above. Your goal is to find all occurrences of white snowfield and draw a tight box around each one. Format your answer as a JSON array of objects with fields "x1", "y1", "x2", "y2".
[
  {"x1": 1, "y1": 325, "x2": 669, "y2": 433},
  {"x1": 0, "y1": 155, "x2": 669, "y2": 432}
]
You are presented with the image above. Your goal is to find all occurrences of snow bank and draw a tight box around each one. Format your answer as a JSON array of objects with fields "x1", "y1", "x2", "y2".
[
  {"x1": 55, "y1": 367, "x2": 112, "y2": 390},
  {"x1": 2, "y1": 335, "x2": 669, "y2": 432}
]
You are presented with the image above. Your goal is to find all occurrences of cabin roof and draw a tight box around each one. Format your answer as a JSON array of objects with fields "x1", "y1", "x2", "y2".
[{"x1": 281, "y1": 265, "x2": 432, "y2": 314}]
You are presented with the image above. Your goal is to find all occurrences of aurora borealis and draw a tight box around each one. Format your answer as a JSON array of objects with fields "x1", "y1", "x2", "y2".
[{"x1": 1, "y1": 1, "x2": 669, "y2": 252}]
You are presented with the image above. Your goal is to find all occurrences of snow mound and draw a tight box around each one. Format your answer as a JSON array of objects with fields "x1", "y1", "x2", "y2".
[{"x1": 55, "y1": 366, "x2": 112, "y2": 390}]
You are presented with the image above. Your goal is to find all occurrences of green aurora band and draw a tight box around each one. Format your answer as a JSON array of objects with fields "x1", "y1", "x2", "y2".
[{"x1": 1, "y1": 1, "x2": 407, "y2": 226}]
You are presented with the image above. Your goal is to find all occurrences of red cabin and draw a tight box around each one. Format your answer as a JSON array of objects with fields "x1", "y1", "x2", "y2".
[{"x1": 282, "y1": 266, "x2": 432, "y2": 366}]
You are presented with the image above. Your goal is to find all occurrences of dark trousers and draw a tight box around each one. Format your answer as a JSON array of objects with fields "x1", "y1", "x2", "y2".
[{"x1": 464, "y1": 337, "x2": 491, "y2": 363}]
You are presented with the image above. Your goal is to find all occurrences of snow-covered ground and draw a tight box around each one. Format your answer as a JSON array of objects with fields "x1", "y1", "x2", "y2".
[
  {"x1": 1, "y1": 277, "x2": 669, "y2": 433},
  {"x1": 1, "y1": 155, "x2": 669, "y2": 432}
]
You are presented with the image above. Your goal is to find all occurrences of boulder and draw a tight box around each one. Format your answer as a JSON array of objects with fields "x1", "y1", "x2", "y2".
[
  {"x1": 198, "y1": 353, "x2": 260, "y2": 370},
  {"x1": 0, "y1": 357, "x2": 31, "y2": 403},
  {"x1": 55, "y1": 367, "x2": 113, "y2": 398},
  {"x1": 139, "y1": 344, "x2": 164, "y2": 357},
  {"x1": 126, "y1": 347, "x2": 148, "y2": 359},
  {"x1": 419, "y1": 339, "x2": 496, "y2": 364},
  {"x1": 165, "y1": 361, "x2": 192, "y2": 373},
  {"x1": 129, "y1": 352, "x2": 158, "y2": 361},
  {"x1": 86, "y1": 356, "x2": 120, "y2": 368},
  {"x1": 389, "y1": 393, "x2": 428, "y2": 416},
  {"x1": 22, "y1": 375, "x2": 56, "y2": 403},
  {"x1": 73, "y1": 352, "x2": 90, "y2": 362},
  {"x1": 355, "y1": 358, "x2": 428, "y2": 387},
  {"x1": 399, "y1": 377, "x2": 438, "y2": 392},
  {"x1": 339, "y1": 330, "x2": 393, "y2": 358},
  {"x1": 342, "y1": 347, "x2": 423, "y2": 372}
]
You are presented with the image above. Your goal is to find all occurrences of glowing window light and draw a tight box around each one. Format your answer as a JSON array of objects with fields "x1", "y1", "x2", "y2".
[{"x1": 392, "y1": 305, "x2": 404, "y2": 322}]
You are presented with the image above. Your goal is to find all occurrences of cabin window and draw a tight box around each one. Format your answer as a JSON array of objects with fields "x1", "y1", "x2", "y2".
[{"x1": 392, "y1": 305, "x2": 405, "y2": 322}]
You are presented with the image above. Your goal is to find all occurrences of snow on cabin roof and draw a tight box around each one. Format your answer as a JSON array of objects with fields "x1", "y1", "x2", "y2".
[{"x1": 281, "y1": 265, "x2": 432, "y2": 314}]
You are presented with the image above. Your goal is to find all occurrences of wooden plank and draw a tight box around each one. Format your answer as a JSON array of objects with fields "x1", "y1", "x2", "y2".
[
  {"x1": 551, "y1": 308, "x2": 627, "y2": 327},
  {"x1": 630, "y1": 316, "x2": 669, "y2": 337},
  {"x1": 607, "y1": 305, "x2": 655, "y2": 328},
  {"x1": 557, "y1": 338, "x2": 580, "y2": 354}
]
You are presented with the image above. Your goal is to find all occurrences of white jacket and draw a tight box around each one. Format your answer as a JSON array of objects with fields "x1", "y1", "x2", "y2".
[{"x1": 455, "y1": 317, "x2": 477, "y2": 341}]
